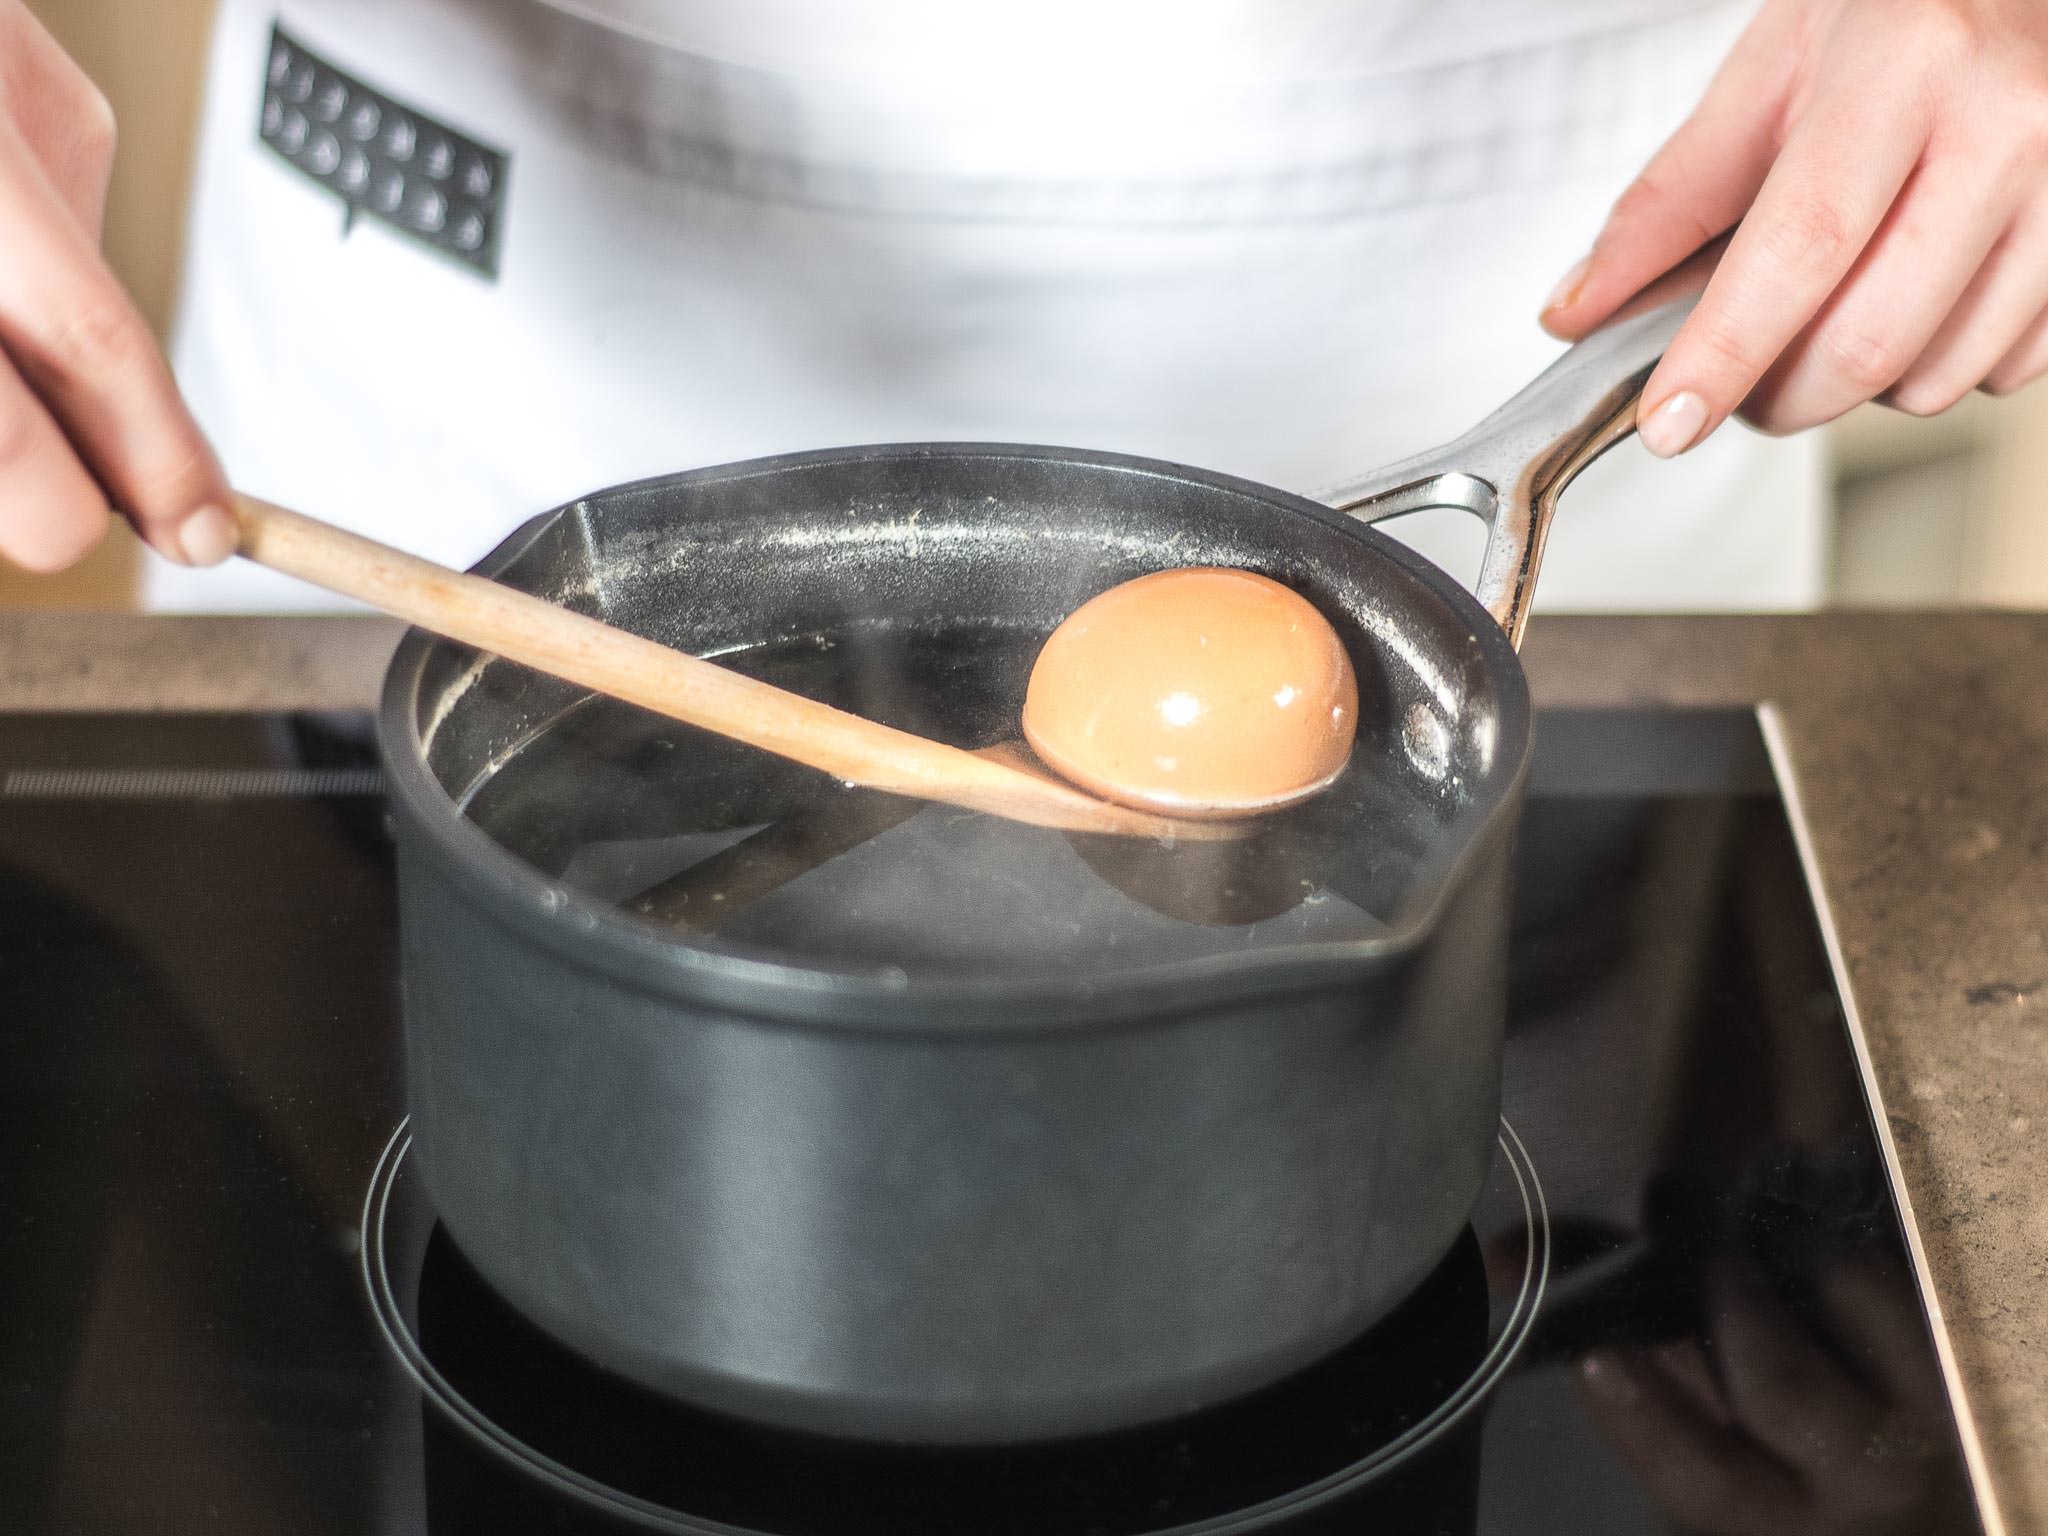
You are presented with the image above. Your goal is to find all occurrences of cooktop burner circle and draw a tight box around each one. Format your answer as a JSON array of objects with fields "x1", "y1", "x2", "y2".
[{"x1": 363, "y1": 1119, "x2": 1549, "y2": 1536}]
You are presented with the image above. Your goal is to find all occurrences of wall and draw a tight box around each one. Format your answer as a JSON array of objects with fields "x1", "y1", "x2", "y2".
[
  {"x1": 1834, "y1": 393, "x2": 2048, "y2": 606},
  {"x1": 6, "y1": 0, "x2": 2045, "y2": 609}
]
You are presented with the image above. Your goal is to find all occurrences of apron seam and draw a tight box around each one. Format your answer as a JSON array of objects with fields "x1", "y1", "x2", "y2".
[
  {"x1": 542, "y1": 99, "x2": 1670, "y2": 228},
  {"x1": 525, "y1": 0, "x2": 1744, "y2": 89},
  {"x1": 508, "y1": 3, "x2": 1750, "y2": 226}
]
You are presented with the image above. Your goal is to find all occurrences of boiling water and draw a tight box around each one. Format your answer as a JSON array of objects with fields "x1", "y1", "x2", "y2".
[{"x1": 462, "y1": 623, "x2": 1458, "y2": 978}]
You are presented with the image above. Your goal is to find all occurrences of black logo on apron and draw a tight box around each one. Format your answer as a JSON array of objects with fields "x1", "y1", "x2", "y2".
[{"x1": 258, "y1": 23, "x2": 508, "y2": 280}]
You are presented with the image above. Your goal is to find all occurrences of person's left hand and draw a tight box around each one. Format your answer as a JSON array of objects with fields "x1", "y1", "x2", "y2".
[{"x1": 1541, "y1": 0, "x2": 2048, "y2": 458}]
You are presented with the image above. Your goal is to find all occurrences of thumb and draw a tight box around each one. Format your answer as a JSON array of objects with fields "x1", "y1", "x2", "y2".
[{"x1": 1541, "y1": 7, "x2": 1800, "y2": 338}]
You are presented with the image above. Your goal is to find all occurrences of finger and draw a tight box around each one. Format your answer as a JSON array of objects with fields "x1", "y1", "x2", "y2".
[
  {"x1": 1982, "y1": 298, "x2": 2048, "y2": 397},
  {"x1": 1815, "y1": 1261, "x2": 1952, "y2": 1417},
  {"x1": 1741, "y1": 154, "x2": 2016, "y2": 431},
  {"x1": 1541, "y1": 2, "x2": 1803, "y2": 338},
  {"x1": 1713, "y1": 1264, "x2": 1888, "y2": 1477},
  {"x1": 0, "y1": 346, "x2": 110, "y2": 571},
  {"x1": 1885, "y1": 211, "x2": 2048, "y2": 412},
  {"x1": 1636, "y1": 60, "x2": 1932, "y2": 457},
  {"x1": 0, "y1": 117, "x2": 234, "y2": 564},
  {"x1": 1649, "y1": 1337, "x2": 1735, "y2": 1426},
  {"x1": 1579, "y1": 1348, "x2": 1807, "y2": 1535},
  {"x1": 1, "y1": 1, "x2": 118, "y2": 237}
]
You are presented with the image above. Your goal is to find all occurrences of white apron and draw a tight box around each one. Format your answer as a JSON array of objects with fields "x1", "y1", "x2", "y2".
[{"x1": 155, "y1": 0, "x2": 1826, "y2": 613}]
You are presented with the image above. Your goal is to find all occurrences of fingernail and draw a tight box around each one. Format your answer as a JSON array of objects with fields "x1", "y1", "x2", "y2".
[
  {"x1": 1542, "y1": 254, "x2": 1593, "y2": 315},
  {"x1": 1579, "y1": 1350, "x2": 1641, "y2": 1408},
  {"x1": 1638, "y1": 390, "x2": 1709, "y2": 458},
  {"x1": 175, "y1": 504, "x2": 239, "y2": 566}
]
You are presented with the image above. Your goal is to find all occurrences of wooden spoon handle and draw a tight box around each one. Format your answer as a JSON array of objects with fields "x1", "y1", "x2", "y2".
[{"x1": 232, "y1": 496, "x2": 1217, "y2": 841}]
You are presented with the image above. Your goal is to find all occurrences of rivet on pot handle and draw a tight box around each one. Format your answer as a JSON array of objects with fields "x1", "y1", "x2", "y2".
[{"x1": 1316, "y1": 273, "x2": 1709, "y2": 650}]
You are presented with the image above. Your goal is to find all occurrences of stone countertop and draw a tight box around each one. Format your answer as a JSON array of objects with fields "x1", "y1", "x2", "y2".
[{"x1": 3, "y1": 610, "x2": 2044, "y2": 1526}]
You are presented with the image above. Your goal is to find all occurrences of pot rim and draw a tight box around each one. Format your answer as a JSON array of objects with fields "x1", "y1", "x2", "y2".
[{"x1": 377, "y1": 442, "x2": 1532, "y2": 1028}]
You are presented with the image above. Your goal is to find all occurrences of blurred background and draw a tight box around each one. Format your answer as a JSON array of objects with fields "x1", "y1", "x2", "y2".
[{"x1": 7, "y1": 0, "x2": 2045, "y2": 612}]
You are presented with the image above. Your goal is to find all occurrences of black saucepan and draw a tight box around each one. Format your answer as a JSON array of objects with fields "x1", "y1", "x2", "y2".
[{"x1": 378, "y1": 290, "x2": 1695, "y2": 1443}]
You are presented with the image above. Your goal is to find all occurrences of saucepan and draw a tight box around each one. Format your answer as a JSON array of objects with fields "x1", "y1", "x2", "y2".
[{"x1": 378, "y1": 281, "x2": 1698, "y2": 1444}]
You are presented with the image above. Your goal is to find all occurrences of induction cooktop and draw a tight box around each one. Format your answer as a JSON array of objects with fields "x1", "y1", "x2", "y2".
[{"x1": 0, "y1": 707, "x2": 2000, "y2": 1533}]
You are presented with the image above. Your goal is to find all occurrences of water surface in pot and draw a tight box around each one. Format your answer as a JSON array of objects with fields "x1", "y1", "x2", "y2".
[{"x1": 457, "y1": 618, "x2": 1463, "y2": 979}]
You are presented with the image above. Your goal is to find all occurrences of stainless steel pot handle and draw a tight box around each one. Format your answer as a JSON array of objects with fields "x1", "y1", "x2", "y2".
[{"x1": 1315, "y1": 293, "x2": 1700, "y2": 650}]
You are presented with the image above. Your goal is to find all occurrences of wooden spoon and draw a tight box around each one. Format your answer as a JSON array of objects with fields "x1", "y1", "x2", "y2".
[{"x1": 230, "y1": 496, "x2": 1230, "y2": 841}]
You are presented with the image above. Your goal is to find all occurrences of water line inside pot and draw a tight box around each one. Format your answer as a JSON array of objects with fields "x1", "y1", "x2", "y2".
[{"x1": 457, "y1": 617, "x2": 1465, "y2": 978}]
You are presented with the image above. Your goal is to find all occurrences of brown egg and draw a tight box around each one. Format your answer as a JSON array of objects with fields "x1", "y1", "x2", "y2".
[{"x1": 1022, "y1": 567, "x2": 1359, "y2": 818}]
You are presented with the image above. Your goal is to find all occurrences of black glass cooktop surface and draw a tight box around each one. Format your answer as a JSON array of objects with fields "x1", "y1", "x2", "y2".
[{"x1": 0, "y1": 709, "x2": 1994, "y2": 1533}]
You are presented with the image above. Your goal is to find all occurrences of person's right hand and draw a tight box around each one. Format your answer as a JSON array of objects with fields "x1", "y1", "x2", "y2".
[
  {"x1": 1578, "y1": 1259, "x2": 1969, "y2": 1535},
  {"x1": 0, "y1": 0, "x2": 234, "y2": 573}
]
